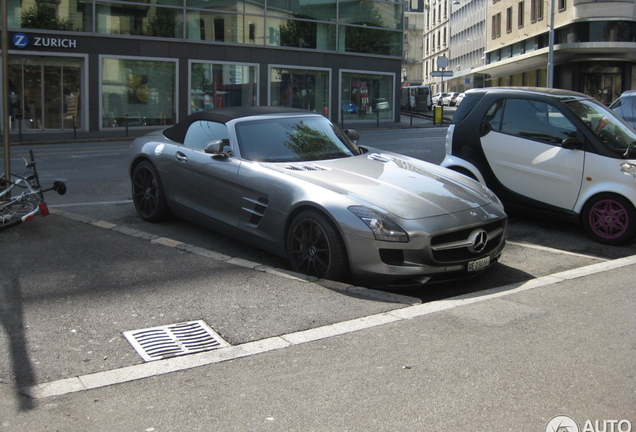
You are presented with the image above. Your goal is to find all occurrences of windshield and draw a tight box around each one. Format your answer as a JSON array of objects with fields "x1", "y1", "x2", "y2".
[
  {"x1": 236, "y1": 116, "x2": 361, "y2": 162},
  {"x1": 565, "y1": 99, "x2": 636, "y2": 157}
]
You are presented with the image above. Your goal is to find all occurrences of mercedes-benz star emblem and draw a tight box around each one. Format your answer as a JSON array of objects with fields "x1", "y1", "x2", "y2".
[{"x1": 468, "y1": 229, "x2": 488, "y2": 253}]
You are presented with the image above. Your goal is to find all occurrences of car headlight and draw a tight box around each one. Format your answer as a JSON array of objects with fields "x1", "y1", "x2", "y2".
[
  {"x1": 620, "y1": 163, "x2": 636, "y2": 178},
  {"x1": 348, "y1": 206, "x2": 409, "y2": 242}
]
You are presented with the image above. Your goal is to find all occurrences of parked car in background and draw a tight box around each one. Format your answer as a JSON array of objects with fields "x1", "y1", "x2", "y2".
[
  {"x1": 129, "y1": 107, "x2": 508, "y2": 288},
  {"x1": 342, "y1": 101, "x2": 358, "y2": 114},
  {"x1": 375, "y1": 98, "x2": 390, "y2": 111},
  {"x1": 442, "y1": 92, "x2": 461, "y2": 106},
  {"x1": 609, "y1": 90, "x2": 636, "y2": 129},
  {"x1": 441, "y1": 87, "x2": 636, "y2": 245},
  {"x1": 432, "y1": 92, "x2": 447, "y2": 106},
  {"x1": 455, "y1": 93, "x2": 466, "y2": 107}
]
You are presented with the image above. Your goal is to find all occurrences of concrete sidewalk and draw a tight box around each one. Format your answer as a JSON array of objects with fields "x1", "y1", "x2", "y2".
[{"x1": 0, "y1": 209, "x2": 634, "y2": 431}]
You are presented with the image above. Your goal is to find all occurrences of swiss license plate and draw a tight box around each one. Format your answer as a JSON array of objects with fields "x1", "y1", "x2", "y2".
[{"x1": 468, "y1": 256, "x2": 490, "y2": 272}]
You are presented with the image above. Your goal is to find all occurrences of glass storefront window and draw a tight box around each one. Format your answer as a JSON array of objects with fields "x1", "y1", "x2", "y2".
[
  {"x1": 340, "y1": 71, "x2": 394, "y2": 121},
  {"x1": 186, "y1": 0, "x2": 264, "y2": 13},
  {"x1": 338, "y1": 0, "x2": 402, "y2": 30},
  {"x1": 185, "y1": 12, "x2": 264, "y2": 43},
  {"x1": 102, "y1": 57, "x2": 176, "y2": 128},
  {"x1": 95, "y1": 3, "x2": 184, "y2": 37},
  {"x1": 270, "y1": 66, "x2": 329, "y2": 114},
  {"x1": 119, "y1": 0, "x2": 184, "y2": 6},
  {"x1": 8, "y1": 56, "x2": 83, "y2": 131},
  {"x1": 190, "y1": 62, "x2": 258, "y2": 112},
  {"x1": 266, "y1": 18, "x2": 336, "y2": 50},
  {"x1": 8, "y1": 0, "x2": 403, "y2": 56},
  {"x1": 11, "y1": 0, "x2": 88, "y2": 31},
  {"x1": 339, "y1": 26, "x2": 402, "y2": 56},
  {"x1": 266, "y1": 0, "x2": 337, "y2": 22}
]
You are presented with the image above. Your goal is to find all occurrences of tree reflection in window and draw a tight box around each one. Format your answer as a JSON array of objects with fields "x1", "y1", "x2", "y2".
[
  {"x1": 280, "y1": 18, "x2": 316, "y2": 48},
  {"x1": 283, "y1": 121, "x2": 348, "y2": 160},
  {"x1": 21, "y1": 3, "x2": 73, "y2": 30}
]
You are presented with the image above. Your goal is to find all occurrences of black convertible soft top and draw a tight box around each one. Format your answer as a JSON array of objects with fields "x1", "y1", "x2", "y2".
[{"x1": 163, "y1": 106, "x2": 314, "y2": 143}]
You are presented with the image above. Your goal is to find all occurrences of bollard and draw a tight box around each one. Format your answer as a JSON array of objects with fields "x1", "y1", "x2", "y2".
[
  {"x1": 433, "y1": 106, "x2": 443, "y2": 125},
  {"x1": 125, "y1": 114, "x2": 129, "y2": 137},
  {"x1": 376, "y1": 108, "x2": 379, "y2": 128},
  {"x1": 73, "y1": 115, "x2": 77, "y2": 139}
]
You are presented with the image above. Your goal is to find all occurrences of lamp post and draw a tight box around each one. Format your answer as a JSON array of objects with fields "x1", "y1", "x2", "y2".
[
  {"x1": 2, "y1": 0, "x2": 10, "y2": 183},
  {"x1": 546, "y1": 0, "x2": 555, "y2": 88}
]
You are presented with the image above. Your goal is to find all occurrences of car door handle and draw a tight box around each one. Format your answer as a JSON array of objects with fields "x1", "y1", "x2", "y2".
[{"x1": 175, "y1": 152, "x2": 188, "y2": 162}]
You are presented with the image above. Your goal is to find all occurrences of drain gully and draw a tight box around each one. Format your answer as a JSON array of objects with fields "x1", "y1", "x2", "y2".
[{"x1": 123, "y1": 320, "x2": 230, "y2": 362}]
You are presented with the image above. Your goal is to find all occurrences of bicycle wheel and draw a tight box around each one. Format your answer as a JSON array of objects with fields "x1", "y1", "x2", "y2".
[{"x1": 0, "y1": 195, "x2": 40, "y2": 230}]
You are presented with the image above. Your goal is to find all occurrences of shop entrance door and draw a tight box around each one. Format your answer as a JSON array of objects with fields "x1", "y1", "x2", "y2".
[
  {"x1": 582, "y1": 72, "x2": 621, "y2": 106},
  {"x1": 8, "y1": 56, "x2": 82, "y2": 131}
]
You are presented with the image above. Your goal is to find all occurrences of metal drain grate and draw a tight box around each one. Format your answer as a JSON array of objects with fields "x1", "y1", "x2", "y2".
[{"x1": 123, "y1": 320, "x2": 230, "y2": 362}]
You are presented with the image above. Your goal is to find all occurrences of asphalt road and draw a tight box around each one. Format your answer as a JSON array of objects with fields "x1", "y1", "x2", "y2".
[{"x1": 5, "y1": 126, "x2": 636, "y2": 301}]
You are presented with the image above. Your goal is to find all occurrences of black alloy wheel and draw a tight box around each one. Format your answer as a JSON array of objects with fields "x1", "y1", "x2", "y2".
[
  {"x1": 131, "y1": 160, "x2": 170, "y2": 222},
  {"x1": 287, "y1": 210, "x2": 349, "y2": 282}
]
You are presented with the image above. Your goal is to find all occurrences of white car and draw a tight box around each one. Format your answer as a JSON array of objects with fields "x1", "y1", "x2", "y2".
[
  {"x1": 609, "y1": 90, "x2": 636, "y2": 130},
  {"x1": 432, "y1": 92, "x2": 447, "y2": 106},
  {"x1": 441, "y1": 87, "x2": 636, "y2": 245},
  {"x1": 442, "y1": 92, "x2": 460, "y2": 106}
]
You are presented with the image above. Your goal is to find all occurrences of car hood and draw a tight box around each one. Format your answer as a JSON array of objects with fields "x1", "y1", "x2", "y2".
[{"x1": 267, "y1": 151, "x2": 493, "y2": 219}]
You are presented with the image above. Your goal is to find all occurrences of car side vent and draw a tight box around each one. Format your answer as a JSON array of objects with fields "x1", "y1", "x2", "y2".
[
  {"x1": 368, "y1": 153, "x2": 394, "y2": 163},
  {"x1": 284, "y1": 164, "x2": 329, "y2": 171},
  {"x1": 242, "y1": 196, "x2": 269, "y2": 226}
]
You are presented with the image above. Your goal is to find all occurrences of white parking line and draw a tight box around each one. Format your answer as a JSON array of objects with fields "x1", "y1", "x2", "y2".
[
  {"x1": 506, "y1": 240, "x2": 609, "y2": 261},
  {"x1": 51, "y1": 200, "x2": 133, "y2": 207}
]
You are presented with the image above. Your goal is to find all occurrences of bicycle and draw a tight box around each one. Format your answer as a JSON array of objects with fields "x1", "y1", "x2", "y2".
[{"x1": 0, "y1": 150, "x2": 67, "y2": 230}]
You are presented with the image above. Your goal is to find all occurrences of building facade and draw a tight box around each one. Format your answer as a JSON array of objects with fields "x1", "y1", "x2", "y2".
[
  {"x1": 445, "y1": 0, "x2": 486, "y2": 92},
  {"x1": 402, "y1": 0, "x2": 425, "y2": 86},
  {"x1": 448, "y1": 0, "x2": 636, "y2": 103},
  {"x1": 3, "y1": 0, "x2": 404, "y2": 135},
  {"x1": 421, "y1": 0, "x2": 450, "y2": 93}
]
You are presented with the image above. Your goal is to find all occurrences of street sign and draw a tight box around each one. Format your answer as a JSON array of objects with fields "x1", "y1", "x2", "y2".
[
  {"x1": 436, "y1": 56, "x2": 449, "y2": 69},
  {"x1": 430, "y1": 71, "x2": 454, "y2": 77}
]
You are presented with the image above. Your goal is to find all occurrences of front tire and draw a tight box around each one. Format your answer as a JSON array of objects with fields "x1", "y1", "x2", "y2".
[
  {"x1": 582, "y1": 194, "x2": 636, "y2": 245},
  {"x1": 131, "y1": 160, "x2": 170, "y2": 222},
  {"x1": 287, "y1": 210, "x2": 349, "y2": 282}
]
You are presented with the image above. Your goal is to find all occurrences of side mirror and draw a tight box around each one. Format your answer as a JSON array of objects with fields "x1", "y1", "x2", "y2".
[
  {"x1": 344, "y1": 129, "x2": 360, "y2": 143},
  {"x1": 204, "y1": 139, "x2": 230, "y2": 157},
  {"x1": 562, "y1": 138, "x2": 584, "y2": 150}
]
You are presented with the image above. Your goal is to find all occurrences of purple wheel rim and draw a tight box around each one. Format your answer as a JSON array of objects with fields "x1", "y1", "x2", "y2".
[{"x1": 588, "y1": 198, "x2": 629, "y2": 240}]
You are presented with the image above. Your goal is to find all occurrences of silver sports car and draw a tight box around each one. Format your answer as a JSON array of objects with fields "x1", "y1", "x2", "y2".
[{"x1": 129, "y1": 107, "x2": 507, "y2": 288}]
